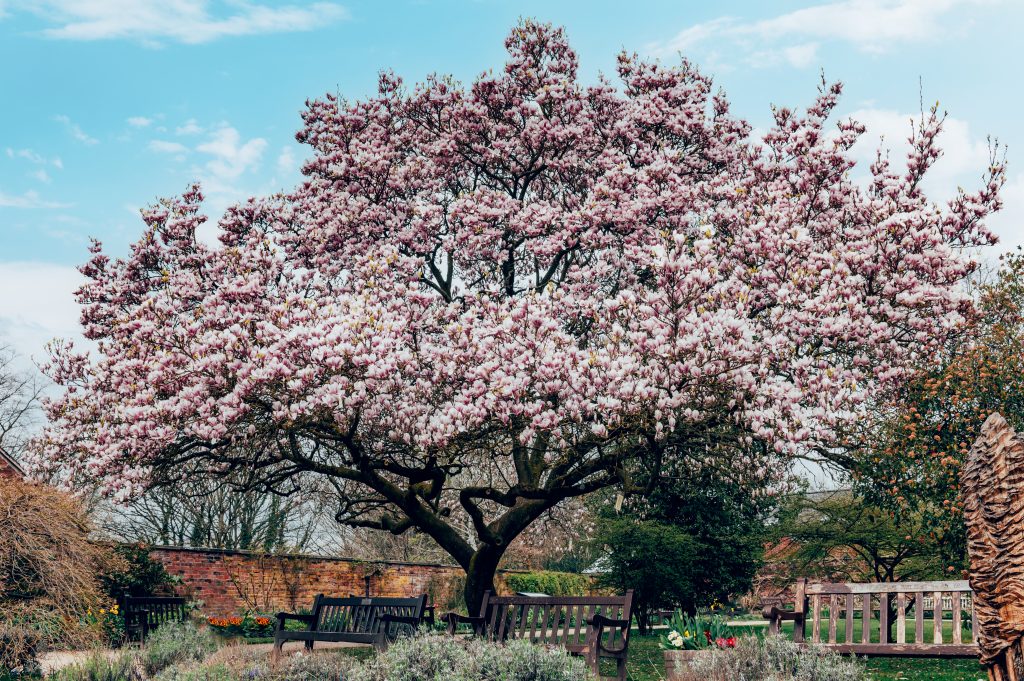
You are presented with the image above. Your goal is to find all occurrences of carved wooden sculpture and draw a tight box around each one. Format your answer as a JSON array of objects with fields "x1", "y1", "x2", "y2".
[{"x1": 963, "y1": 413, "x2": 1024, "y2": 680}]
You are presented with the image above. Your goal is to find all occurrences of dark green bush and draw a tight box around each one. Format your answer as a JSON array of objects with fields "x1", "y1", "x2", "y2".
[
  {"x1": 97, "y1": 544, "x2": 176, "y2": 600},
  {"x1": 504, "y1": 570, "x2": 589, "y2": 597}
]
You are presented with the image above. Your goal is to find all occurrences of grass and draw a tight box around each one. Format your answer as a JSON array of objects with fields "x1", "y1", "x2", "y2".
[
  {"x1": 781, "y1": 615, "x2": 974, "y2": 646},
  {"x1": 607, "y1": 634, "x2": 986, "y2": 681}
]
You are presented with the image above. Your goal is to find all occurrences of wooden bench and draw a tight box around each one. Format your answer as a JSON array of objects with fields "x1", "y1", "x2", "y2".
[
  {"x1": 763, "y1": 578, "x2": 978, "y2": 657},
  {"x1": 443, "y1": 590, "x2": 634, "y2": 681},
  {"x1": 272, "y1": 594, "x2": 428, "y2": 660},
  {"x1": 120, "y1": 593, "x2": 189, "y2": 641}
]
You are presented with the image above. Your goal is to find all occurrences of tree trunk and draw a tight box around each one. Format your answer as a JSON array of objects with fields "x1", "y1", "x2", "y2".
[{"x1": 463, "y1": 546, "x2": 503, "y2": 615}]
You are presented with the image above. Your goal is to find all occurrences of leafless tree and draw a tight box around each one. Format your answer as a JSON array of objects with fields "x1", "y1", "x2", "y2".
[{"x1": 0, "y1": 345, "x2": 44, "y2": 463}]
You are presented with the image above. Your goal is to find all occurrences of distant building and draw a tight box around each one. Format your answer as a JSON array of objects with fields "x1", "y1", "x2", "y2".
[{"x1": 0, "y1": 447, "x2": 25, "y2": 479}]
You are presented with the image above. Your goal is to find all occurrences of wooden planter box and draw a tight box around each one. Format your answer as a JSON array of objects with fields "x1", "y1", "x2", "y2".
[{"x1": 663, "y1": 649, "x2": 713, "y2": 680}]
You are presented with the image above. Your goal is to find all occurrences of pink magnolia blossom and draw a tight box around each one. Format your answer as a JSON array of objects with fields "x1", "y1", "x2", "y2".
[{"x1": 34, "y1": 21, "x2": 1003, "y2": 607}]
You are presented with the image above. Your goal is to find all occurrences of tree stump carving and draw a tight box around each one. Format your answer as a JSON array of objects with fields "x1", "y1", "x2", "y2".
[{"x1": 963, "y1": 413, "x2": 1024, "y2": 680}]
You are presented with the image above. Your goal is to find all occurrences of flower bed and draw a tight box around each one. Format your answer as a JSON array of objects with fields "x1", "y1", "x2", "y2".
[
  {"x1": 206, "y1": 614, "x2": 274, "y2": 639},
  {"x1": 661, "y1": 612, "x2": 736, "y2": 651}
]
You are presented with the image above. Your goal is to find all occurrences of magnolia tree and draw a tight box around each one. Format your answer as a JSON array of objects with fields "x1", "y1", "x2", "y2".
[{"x1": 36, "y1": 21, "x2": 1004, "y2": 609}]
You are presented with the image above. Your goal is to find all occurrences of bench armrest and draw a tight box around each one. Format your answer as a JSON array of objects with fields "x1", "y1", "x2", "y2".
[
  {"x1": 586, "y1": 614, "x2": 629, "y2": 629},
  {"x1": 585, "y1": 614, "x2": 631, "y2": 656},
  {"x1": 441, "y1": 612, "x2": 484, "y2": 635},
  {"x1": 762, "y1": 605, "x2": 804, "y2": 636},
  {"x1": 275, "y1": 612, "x2": 315, "y2": 632}
]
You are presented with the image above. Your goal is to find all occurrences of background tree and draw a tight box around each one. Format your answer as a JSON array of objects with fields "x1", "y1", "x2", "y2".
[
  {"x1": 99, "y1": 471, "x2": 337, "y2": 554},
  {"x1": 594, "y1": 518, "x2": 696, "y2": 635},
  {"x1": 596, "y1": 449, "x2": 776, "y2": 632},
  {"x1": 0, "y1": 345, "x2": 43, "y2": 463},
  {"x1": 35, "y1": 21, "x2": 1004, "y2": 610},
  {"x1": 774, "y1": 490, "x2": 947, "y2": 584},
  {"x1": 853, "y1": 249, "x2": 1024, "y2": 575}
]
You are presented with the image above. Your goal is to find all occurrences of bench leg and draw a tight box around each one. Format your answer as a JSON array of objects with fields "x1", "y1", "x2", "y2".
[{"x1": 615, "y1": 656, "x2": 627, "y2": 681}]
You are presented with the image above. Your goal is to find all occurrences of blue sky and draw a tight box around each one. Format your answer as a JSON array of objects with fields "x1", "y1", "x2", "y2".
[{"x1": 1, "y1": 0, "x2": 1023, "y2": 364}]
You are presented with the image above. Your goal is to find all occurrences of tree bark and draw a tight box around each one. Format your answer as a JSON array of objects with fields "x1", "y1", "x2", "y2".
[{"x1": 463, "y1": 546, "x2": 504, "y2": 615}]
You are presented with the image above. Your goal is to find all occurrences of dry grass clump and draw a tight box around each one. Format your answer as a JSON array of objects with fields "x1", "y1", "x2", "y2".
[{"x1": 0, "y1": 476, "x2": 116, "y2": 670}]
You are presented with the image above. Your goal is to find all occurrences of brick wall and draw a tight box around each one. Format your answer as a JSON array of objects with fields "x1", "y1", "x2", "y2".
[{"x1": 149, "y1": 546, "x2": 512, "y2": 616}]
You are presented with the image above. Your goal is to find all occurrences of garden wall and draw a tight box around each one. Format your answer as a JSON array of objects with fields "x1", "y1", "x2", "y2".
[{"x1": 149, "y1": 546, "x2": 511, "y2": 616}]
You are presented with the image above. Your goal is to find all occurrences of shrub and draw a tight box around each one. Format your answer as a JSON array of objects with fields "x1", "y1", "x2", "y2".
[
  {"x1": 139, "y1": 622, "x2": 218, "y2": 677},
  {"x1": 676, "y1": 636, "x2": 866, "y2": 681},
  {"x1": 151, "y1": 632, "x2": 585, "y2": 681},
  {"x1": 155, "y1": 647, "x2": 359, "y2": 681},
  {"x1": 349, "y1": 632, "x2": 588, "y2": 681},
  {"x1": 98, "y1": 544, "x2": 176, "y2": 600},
  {"x1": 504, "y1": 571, "x2": 589, "y2": 597},
  {"x1": 0, "y1": 477, "x2": 111, "y2": 668},
  {"x1": 48, "y1": 651, "x2": 140, "y2": 681},
  {"x1": 0, "y1": 623, "x2": 40, "y2": 676}
]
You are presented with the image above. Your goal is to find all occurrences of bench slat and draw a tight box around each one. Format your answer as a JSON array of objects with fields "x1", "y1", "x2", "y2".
[
  {"x1": 765, "y1": 580, "x2": 976, "y2": 659},
  {"x1": 819, "y1": 643, "x2": 978, "y2": 657},
  {"x1": 828, "y1": 595, "x2": 838, "y2": 644},
  {"x1": 804, "y1": 580, "x2": 971, "y2": 595},
  {"x1": 952, "y1": 596, "x2": 962, "y2": 645},
  {"x1": 879, "y1": 593, "x2": 889, "y2": 644},
  {"x1": 861, "y1": 594, "x2": 870, "y2": 644},
  {"x1": 896, "y1": 593, "x2": 906, "y2": 644}
]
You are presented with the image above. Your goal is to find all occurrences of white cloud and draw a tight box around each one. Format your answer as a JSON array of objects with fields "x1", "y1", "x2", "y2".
[
  {"x1": 196, "y1": 126, "x2": 267, "y2": 184},
  {"x1": 14, "y1": 1, "x2": 348, "y2": 46},
  {"x1": 0, "y1": 261, "x2": 84, "y2": 363},
  {"x1": 54, "y1": 114, "x2": 98, "y2": 145},
  {"x1": 148, "y1": 139, "x2": 189, "y2": 155},
  {"x1": 649, "y1": 0, "x2": 1002, "y2": 63},
  {"x1": 986, "y1": 173, "x2": 1024, "y2": 252},
  {"x1": 29, "y1": 169, "x2": 52, "y2": 184},
  {"x1": 748, "y1": 42, "x2": 820, "y2": 69},
  {"x1": 842, "y1": 107, "x2": 1019, "y2": 252},
  {"x1": 276, "y1": 145, "x2": 298, "y2": 177},
  {"x1": 127, "y1": 116, "x2": 152, "y2": 128},
  {"x1": 175, "y1": 119, "x2": 203, "y2": 136},
  {"x1": 0, "y1": 190, "x2": 66, "y2": 209},
  {"x1": 6, "y1": 147, "x2": 63, "y2": 168}
]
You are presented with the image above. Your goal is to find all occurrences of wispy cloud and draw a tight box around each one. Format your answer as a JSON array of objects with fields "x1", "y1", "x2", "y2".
[
  {"x1": 196, "y1": 125, "x2": 267, "y2": 184},
  {"x1": 12, "y1": 1, "x2": 349, "y2": 46},
  {"x1": 649, "y1": 0, "x2": 1002, "y2": 64},
  {"x1": 0, "y1": 189, "x2": 67, "y2": 209},
  {"x1": 148, "y1": 139, "x2": 189, "y2": 155},
  {"x1": 175, "y1": 119, "x2": 203, "y2": 136},
  {"x1": 276, "y1": 145, "x2": 298, "y2": 176},
  {"x1": 6, "y1": 147, "x2": 63, "y2": 169},
  {"x1": 53, "y1": 114, "x2": 98, "y2": 145},
  {"x1": 127, "y1": 116, "x2": 152, "y2": 128},
  {"x1": 0, "y1": 261, "x2": 85, "y2": 363},
  {"x1": 842, "y1": 106, "x2": 1020, "y2": 250}
]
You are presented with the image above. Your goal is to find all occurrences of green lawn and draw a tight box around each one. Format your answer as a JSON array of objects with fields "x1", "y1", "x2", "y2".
[
  {"x1": 617, "y1": 635, "x2": 986, "y2": 681},
  {"x1": 781, "y1": 615, "x2": 973, "y2": 645}
]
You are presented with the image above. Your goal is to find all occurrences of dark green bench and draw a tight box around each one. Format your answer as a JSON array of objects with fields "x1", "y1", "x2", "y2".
[{"x1": 272, "y1": 594, "x2": 428, "y2": 660}]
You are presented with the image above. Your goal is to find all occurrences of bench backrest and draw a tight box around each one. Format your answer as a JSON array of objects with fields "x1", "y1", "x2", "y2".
[
  {"x1": 475, "y1": 592, "x2": 633, "y2": 653},
  {"x1": 310, "y1": 594, "x2": 427, "y2": 634},
  {"x1": 122, "y1": 594, "x2": 189, "y2": 631},
  {"x1": 786, "y1": 578, "x2": 978, "y2": 657}
]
